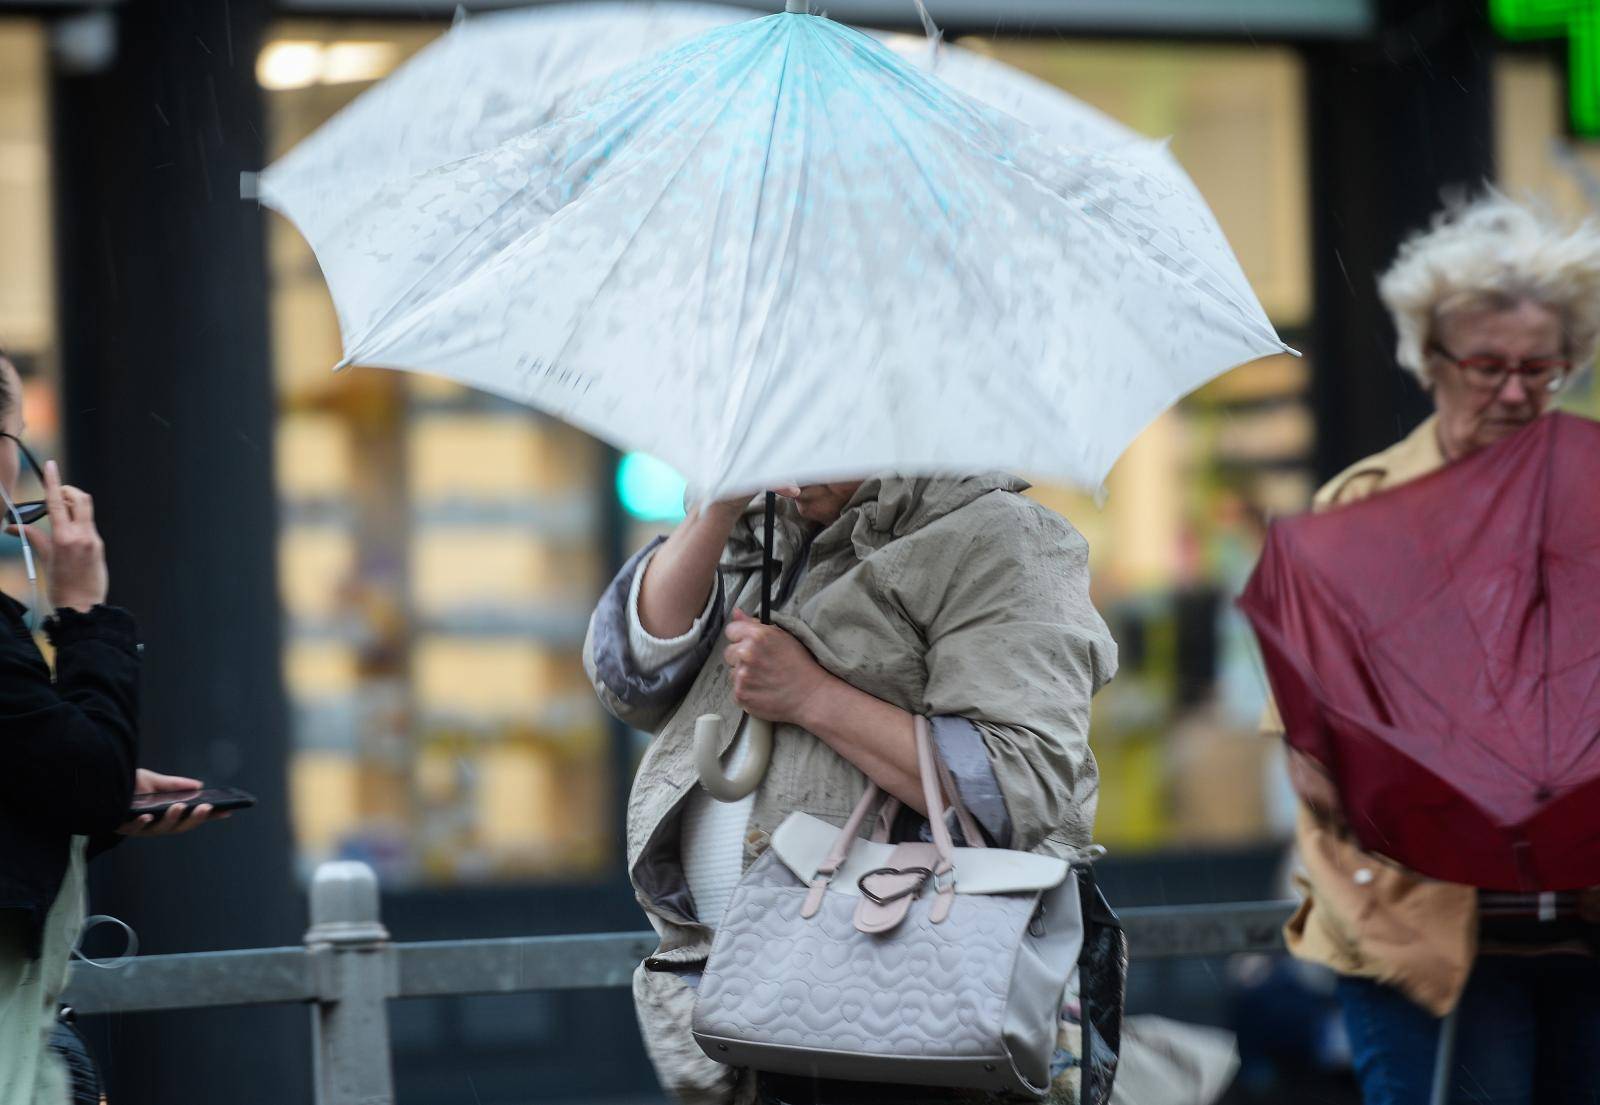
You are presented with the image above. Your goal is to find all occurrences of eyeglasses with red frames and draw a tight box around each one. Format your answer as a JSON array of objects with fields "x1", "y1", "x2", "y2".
[{"x1": 1427, "y1": 344, "x2": 1571, "y2": 394}]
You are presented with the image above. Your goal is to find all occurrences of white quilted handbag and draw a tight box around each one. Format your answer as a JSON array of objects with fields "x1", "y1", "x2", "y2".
[{"x1": 692, "y1": 717, "x2": 1084, "y2": 1098}]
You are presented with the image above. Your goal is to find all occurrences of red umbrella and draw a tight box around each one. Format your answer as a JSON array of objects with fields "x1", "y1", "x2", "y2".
[{"x1": 1240, "y1": 413, "x2": 1600, "y2": 891}]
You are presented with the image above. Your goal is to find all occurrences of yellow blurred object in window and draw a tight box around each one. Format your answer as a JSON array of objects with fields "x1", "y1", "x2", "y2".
[
  {"x1": 285, "y1": 641, "x2": 360, "y2": 700},
  {"x1": 291, "y1": 750, "x2": 362, "y2": 856},
  {"x1": 412, "y1": 529, "x2": 554, "y2": 612},
  {"x1": 410, "y1": 416, "x2": 594, "y2": 499},
  {"x1": 412, "y1": 530, "x2": 599, "y2": 613},
  {"x1": 278, "y1": 413, "x2": 354, "y2": 499},
  {"x1": 414, "y1": 638, "x2": 562, "y2": 719},
  {"x1": 280, "y1": 527, "x2": 356, "y2": 620},
  {"x1": 477, "y1": 743, "x2": 562, "y2": 852}
]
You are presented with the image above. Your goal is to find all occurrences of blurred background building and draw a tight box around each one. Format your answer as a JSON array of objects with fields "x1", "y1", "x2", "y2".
[{"x1": 2, "y1": 0, "x2": 1599, "y2": 1102}]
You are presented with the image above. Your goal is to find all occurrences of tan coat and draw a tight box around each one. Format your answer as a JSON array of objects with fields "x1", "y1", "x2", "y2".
[
  {"x1": 585, "y1": 475, "x2": 1116, "y2": 1103},
  {"x1": 1267, "y1": 416, "x2": 1482, "y2": 1015}
]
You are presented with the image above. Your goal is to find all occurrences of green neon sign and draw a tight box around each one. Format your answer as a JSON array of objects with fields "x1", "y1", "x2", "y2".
[{"x1": 1493, "y1": 0, "x2": 1600, "y2": 136}]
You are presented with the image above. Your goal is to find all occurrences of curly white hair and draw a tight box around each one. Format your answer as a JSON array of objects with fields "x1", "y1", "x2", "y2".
[{"x1": 1378, "y1": 190, "x2": 1600, "y2": 385}]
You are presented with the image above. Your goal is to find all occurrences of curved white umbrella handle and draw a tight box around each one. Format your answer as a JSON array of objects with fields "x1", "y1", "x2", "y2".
[{"x1": 694, "y1": 714, "x2": 774, "y2": 802}]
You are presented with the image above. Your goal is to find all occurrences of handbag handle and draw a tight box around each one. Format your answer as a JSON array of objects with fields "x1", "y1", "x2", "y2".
[
  {"x1": 872, "y1": 738, "x2": 987, "y2": 850},
  {"x1": 803, "y1": 716, "x2": 984, "y2": 924}
]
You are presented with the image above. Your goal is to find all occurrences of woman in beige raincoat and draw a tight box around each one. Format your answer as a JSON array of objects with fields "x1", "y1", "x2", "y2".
[{"x1": 585, "y1": 475, "x2": 1116, "y2": 1104}]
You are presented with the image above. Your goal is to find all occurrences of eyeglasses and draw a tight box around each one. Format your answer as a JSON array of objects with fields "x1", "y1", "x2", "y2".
[
  {"x1": 1427, "y1": 344, "x2": 1571, "y2": 394},
  {"x1": 0, "y1": 432, "x2": 48, "y2": 525}
]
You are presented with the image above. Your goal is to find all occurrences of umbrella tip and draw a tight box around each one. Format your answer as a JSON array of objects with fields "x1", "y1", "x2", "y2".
[
  {"x1": 452, "y1": 4, "x2": 468, "y2": 27},
  {"x1": 238, "y1": 171, "x2": 259, "y2": 202},
  {"x1": 785, "y1": 0, "x2": 810, "y2": 12},
  {"x1": 1282, "y1": 342, "x2": 1304, "y2": 359}
]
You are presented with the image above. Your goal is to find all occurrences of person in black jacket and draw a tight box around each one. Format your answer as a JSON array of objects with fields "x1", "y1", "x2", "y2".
[{"x1": 0, "y1": 349, "x2": 226, "y2": 1104}]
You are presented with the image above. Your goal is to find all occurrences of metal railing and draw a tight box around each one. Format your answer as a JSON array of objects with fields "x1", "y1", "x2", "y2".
[{"x1": 61, "y1": 861, "x2": 1295, "y2": 1105}]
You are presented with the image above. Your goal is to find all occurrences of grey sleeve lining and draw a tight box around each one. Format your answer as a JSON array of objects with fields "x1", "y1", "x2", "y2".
[
  {"x1": 929, "y1": 714, "x2": 1014, "y2": 848},
  {"x1": 590, "y1": 537, "x2": 727, "y2": 713}
]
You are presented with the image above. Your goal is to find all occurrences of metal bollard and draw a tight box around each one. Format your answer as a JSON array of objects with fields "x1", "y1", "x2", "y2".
[{"x1": 305, "y1": 862, "x2": 396, "y2": 1105}]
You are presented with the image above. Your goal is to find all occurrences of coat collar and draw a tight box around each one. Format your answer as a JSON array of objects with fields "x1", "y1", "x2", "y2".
[
  {"x1": 824, "y1": 473, "x2": 1031, "y2": 560},
  {"x1": 723, "y1": 473, "x2": 1032, "y2": 567},
  {"x1": 1381, "y1": 414, "x2": 1448, "y2": 487}
]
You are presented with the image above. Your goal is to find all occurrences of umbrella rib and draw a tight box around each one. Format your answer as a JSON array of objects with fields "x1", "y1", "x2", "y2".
[
  {"x1": 340, "y1": 24, "x2": 761, "y2": 365},
  {"x1": 1366, "y1": 637, "x2": 1542, "y2": 788},
  {"x1": 358, "y1": 27, "x2": 777, "y2": 393},
  {"x1": 1394, "y1": 506, "x2": 1536, "y2": 765},
  {"x1": 831, "y1": 36, "x2": 1013, "y2": 327},
  {"x1": 539, "y1": 32, "x2": 783, "y2": 393},
  {"x1": 809, "y1": 33, "x2": 1042, "y2": 466},
  {"x1": 823, "y1": 28, "x2": 1080, "y2": 453},
  {"x1": 335, "y1": 158, "x2": 546, "y2": 361},
  {"x1": 704, "y1": 19, "x2": 804, "y2": 488},
  {"x1": 1283, "y1": 528, "x2": 1542, "y2": 789},
  {"x1": 874, "y1": 39, "x2": 1280, "y2": 361}
]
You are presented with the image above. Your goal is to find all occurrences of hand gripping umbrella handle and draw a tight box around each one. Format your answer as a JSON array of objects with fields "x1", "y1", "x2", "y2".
[
  {"x1": 695, "y1": 714, "x2": 774, "y2": 802},
  {"x1": 696, "y1": 491, "x2": 780, "y2": 801}
]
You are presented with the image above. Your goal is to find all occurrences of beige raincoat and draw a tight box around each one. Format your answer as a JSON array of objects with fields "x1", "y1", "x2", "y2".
[{"x1": 585, "y1": 475, "x2": 1117, "y2": 1104}]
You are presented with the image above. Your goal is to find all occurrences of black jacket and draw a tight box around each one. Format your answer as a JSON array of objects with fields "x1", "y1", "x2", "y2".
[{"x1": 0, "y1": 593, "x2": 141, "y2": 957}]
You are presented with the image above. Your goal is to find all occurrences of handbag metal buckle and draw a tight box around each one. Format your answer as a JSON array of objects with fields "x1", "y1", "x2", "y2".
[{"x1": 857, "y1": 866, "x2": 934, "y2": 906}]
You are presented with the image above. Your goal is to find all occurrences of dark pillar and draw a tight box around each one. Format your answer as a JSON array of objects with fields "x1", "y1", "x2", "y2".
[
  {"x1": 1305, "y1": 0, "x2": 1497, "y2": 481},
  {"x1": 48, "y1": 3, "x2": 305, "y2": 1102}
]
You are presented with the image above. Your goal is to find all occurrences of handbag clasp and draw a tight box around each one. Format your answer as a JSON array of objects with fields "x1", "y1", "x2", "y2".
[{"x1": 856, "y1": 865, "x2": 934, "y2": 906}]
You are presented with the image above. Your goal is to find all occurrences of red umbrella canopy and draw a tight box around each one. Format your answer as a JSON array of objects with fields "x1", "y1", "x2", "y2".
[{"x1": 1240, "y1": 413, "x2": 1600, "y2": 891}]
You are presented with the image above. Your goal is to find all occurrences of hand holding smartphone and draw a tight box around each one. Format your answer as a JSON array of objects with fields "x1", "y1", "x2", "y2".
[{"x1": 127, "y1": 786, "x2": 257, "y2": 821}]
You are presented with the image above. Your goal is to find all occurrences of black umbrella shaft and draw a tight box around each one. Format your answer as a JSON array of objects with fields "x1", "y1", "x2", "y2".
[{"x1": 761, "y1": 491, "x2": 776, "y2": 625}]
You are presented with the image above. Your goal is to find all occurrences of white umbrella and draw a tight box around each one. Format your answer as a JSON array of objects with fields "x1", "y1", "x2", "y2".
[
  {"x1": 257, "y1": 2, "x2": 1293, "y2": 797},
  {"x1": 260, "y1": 3, "x2": 1259, "y2": 404},
  {"x1": 260, "y1": 5, "x2": 1288, "y2": 496}
]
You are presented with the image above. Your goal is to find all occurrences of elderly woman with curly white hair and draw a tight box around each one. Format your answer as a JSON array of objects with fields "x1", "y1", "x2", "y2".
[{"x1": 1263, "y1": 191, "x2": 1600, "y2": 1105}]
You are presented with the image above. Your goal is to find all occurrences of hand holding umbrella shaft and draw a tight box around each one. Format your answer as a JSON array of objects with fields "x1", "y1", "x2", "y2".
[{"x1": 725, "y1": 610, "x2": 925, "y2": 813}]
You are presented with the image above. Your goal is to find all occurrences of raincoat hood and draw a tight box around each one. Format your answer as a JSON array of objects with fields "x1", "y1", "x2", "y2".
[
  {"x1": 725, "y1": 473, "x2": 1034, "y2": 568},
  {"x1": 847, "y1": 472, "x2": 1032, "y2": 543}
]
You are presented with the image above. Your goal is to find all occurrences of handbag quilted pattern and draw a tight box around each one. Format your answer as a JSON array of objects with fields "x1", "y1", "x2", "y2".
[
  {"x1": 697, "y1": 851, "x2": 1033, "y2": 1056},
  {"x1": 692, "y1": 719, "x2": 1088, "y2": 1098}
]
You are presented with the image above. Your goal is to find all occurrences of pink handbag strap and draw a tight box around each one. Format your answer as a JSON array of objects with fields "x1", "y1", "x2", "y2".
[
  {"x1": 870, "y1": 725, "x2": 986, "y2": 847},
  {"x1": 802, "y1": 716, "x2": 986, "y2": 922},
  {"x1": 932, "y1": 731, "x2": 987, "y2": 850}
]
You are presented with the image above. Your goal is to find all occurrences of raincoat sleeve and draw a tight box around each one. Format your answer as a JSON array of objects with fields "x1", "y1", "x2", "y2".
[
  {"x1": 584, "y1": 539, "x2": 726, "y2": 733},
  {"x1": 917, "y1": 506, "x2": 1116, "y2": 855}
]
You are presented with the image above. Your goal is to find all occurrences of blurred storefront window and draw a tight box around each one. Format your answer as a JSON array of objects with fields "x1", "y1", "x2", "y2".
[
  {"x1": 1496, "y1": 51, "x2": 1600, "y2": 421},
  {"x1": 263, "y1": 22, "x2": 613, "y2": 886},
  {"x1": 0, "y1": 21, "x2": 58, "y2": 609}
]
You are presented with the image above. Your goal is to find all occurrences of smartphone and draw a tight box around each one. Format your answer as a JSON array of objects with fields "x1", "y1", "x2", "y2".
[
  {"x1": 128, "y1": 786, "x2": 257, "y2": 820},
  {"x1": 6, "y1": 501, "x2": 46, "y2": 525}
]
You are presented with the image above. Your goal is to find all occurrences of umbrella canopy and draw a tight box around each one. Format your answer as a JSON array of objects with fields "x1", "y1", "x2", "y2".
[
  {"x1": 257, "y1": 5, "x2": 1290, "y2": 500},
  {"x1": 256, "y1": 2, "x2": 751, "y2": 248},
  {"x1": 1240, "y1": 413, "x2": 1600, "y2": 891},
  {"x1": 261, "y1": 2, "x2": 1244, "y2": 322}
]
